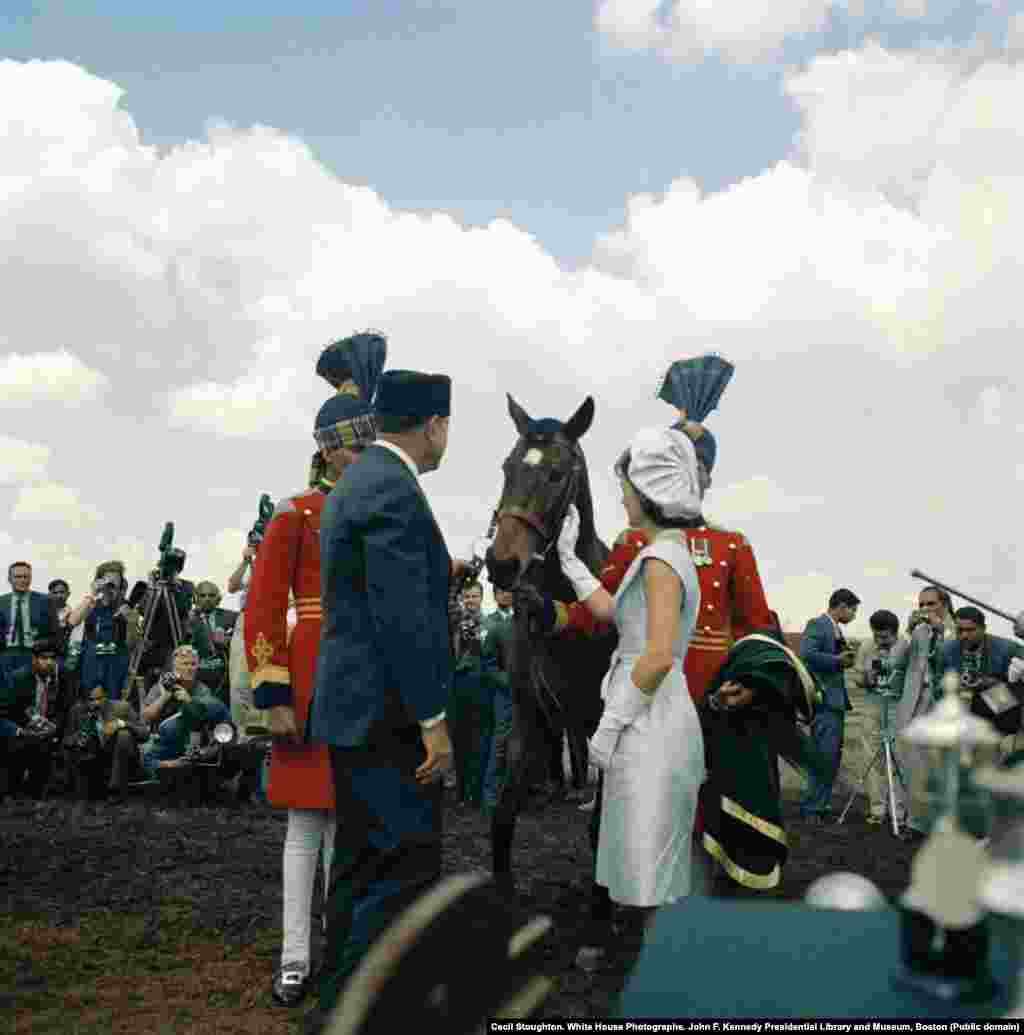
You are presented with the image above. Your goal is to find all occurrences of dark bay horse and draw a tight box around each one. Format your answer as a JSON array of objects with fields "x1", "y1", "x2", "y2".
[{"x1": 484, "y1": 394, "x2": 616, "y2": 890}]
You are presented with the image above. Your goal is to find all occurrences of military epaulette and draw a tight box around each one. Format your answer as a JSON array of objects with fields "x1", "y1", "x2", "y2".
[{"x1": 704, "y1": 522, "x2": 747, "y2": 544}]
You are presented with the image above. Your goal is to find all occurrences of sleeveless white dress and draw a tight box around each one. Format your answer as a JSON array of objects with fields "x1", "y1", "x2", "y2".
[{"x1": 596, "y1": 533, "x2": 705, "y2": 907}]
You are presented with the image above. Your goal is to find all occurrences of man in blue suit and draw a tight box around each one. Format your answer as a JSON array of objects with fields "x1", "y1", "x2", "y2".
[
  {"x1": 0, "y1": 562, "x2": 59, "y2": 677},
  {"x1": 799, "y1": 587, "x2": 860, "y2": 823},
  {"x1": 307, "y1": 369, "x2": 464, "y2": 1030}
]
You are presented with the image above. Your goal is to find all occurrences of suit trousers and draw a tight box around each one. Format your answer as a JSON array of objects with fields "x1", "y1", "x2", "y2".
[
  {"x1": 317, "y1": 729, "x2": 443, "y2": 1016},
  {"x1": 73, "y1": 730, "x2": 141, "y2": 797},
  {"x1": 800, "y1": 708, "x2": 845, "y2": 816}
]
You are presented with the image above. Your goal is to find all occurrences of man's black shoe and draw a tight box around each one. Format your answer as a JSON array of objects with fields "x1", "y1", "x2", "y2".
[{"x1": 273, "y1": 964, "x2": 310, "y2": 1007}]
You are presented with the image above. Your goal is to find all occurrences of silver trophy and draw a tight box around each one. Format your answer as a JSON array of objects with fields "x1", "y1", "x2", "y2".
[
  {"x1": 975, "y1": 763, "x2": 1024, "y2": 1016},
  {"x1": 893, "y1": 680, "x2": 1003, "y2": 1003}
]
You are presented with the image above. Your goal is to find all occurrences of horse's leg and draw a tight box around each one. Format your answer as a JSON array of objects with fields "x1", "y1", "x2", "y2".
[{"x1": 490, "y1": 711, "x2": 535, "y2": 893}]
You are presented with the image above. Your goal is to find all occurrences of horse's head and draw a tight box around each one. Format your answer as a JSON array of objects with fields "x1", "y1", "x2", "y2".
[{"x1": 485, "y1": 394, "x2": 595, "y2": 590}]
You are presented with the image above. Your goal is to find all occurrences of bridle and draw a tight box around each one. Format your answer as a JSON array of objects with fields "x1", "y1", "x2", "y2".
[{"x1": 487, "y1": 433, "x2": 583, "y2": 574}]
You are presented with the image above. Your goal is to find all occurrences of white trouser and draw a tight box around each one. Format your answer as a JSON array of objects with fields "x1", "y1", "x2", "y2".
[{"x1": 281, "y1": 808, "x2": 337, "y2": 974}]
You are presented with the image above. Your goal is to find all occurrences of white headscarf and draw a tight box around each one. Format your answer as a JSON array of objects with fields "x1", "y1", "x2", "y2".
[{"x1": 620, "y1": 427, "x2": 702, "y2": 521}]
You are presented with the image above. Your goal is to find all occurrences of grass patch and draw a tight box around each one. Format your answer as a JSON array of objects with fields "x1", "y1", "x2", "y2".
[{"x1": 1, "y1": 907, "x2": 299, "y2": 1034}]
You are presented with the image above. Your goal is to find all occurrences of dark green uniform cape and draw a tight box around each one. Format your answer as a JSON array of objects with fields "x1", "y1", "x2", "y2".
[{"x1": 699, "y1": 632, "x2": 829, "y2": 889}]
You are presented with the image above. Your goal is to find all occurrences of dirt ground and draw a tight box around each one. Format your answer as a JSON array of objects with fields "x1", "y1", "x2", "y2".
[{"x1": 2, "y1": 776, "x2": 916, "y2": 1034}]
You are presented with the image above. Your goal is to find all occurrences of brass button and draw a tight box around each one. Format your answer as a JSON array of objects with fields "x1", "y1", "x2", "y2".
[
  {"x1": 720, "y1": 560, "x2": 727, "y2": 567},
  {"x1": 713, "y1": 581, "x2": 720, "y2": 588},
  {"x1": 729, "y1": 543, "x2": 736, "y2": 550}
]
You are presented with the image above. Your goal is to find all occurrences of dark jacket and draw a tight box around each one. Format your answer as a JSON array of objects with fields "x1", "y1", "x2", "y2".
[
  {"x1": 310, "y1": 444, "x2": 453, "y2": 748},
  {"x1": 64, "y1": 698, "x2": 150, "y2": 748},
  {"x1": 0, "y1": 662, "x2": 36, "y2": 724},
  {"x1": 0, "y1": 591, "x2": 58, "y2": 652},
  {"x1": 941, "y1": 634, "x2": 1024, "y2": 690}
]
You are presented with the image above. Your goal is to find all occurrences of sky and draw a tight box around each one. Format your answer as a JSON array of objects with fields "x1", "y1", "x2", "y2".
[{"x1": 1, "y1": 0, "x2": 1023, "y2": 636}]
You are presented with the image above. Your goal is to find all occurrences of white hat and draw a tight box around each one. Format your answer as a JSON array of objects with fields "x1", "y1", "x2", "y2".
[{"x1": 617, "y1": 427, "x2": 702, "y2": 521}]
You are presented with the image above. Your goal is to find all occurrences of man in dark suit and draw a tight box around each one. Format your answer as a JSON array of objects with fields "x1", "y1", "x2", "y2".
[
  {"x1": 303, "y1": 369, "x2": 462, "y2": 1031},
  {"x1": 191, "y1": 581, "x2": 237, "y2": 702},
  {"x1": 0, "y1": 561, "x2": 59, "y2": 676},
  {"x1": 798, "y1": 587, "x2": 860, "y2": 823},
  {"x1": 64, "y1": 683, "x2": 149, "y2": 801},
  {"x1": 0, "y1": 638, "x2": 60, "y2": 800}
]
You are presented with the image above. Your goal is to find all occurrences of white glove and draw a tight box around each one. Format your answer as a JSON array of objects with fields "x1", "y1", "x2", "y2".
[
  {"x1": 1009, "y1": 657, "x2": 1024, "y2": 684},
  {"x1": 588, "y1": 677, "x2": 650, "y2": 770},
  {"x1": 557, "y1": 504, "x2": 600, "y2": 601}
]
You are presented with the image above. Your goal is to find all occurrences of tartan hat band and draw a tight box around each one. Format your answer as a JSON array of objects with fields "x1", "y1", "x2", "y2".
[{"x1": 314, "y1": 413, "x2": 377, "y2": 452}]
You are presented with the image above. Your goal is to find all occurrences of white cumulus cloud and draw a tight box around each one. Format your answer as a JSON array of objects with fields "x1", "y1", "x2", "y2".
[
  {"x1": 595, "y1": 0, "x2": 935, "y2": 64},
  {"x1": 2, "y1": 53, "x2": 1023, "y2": 638},
  {"x1": 0, "y1": 348, "x2": 109, "y2": 407},
  {"x1": 0, "y1": 436, "x2": 51, "y2": 485},
  {"x1": 11, "y1": 483, "x2": 104, "y2": 528}
]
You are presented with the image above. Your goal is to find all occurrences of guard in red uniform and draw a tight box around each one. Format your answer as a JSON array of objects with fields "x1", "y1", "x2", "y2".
[{"x1": 245, "y1": 331, "x2": 386, "y2": 1008}]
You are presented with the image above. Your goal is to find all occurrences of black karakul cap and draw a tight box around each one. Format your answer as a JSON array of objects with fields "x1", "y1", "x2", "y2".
[{"x1": 375, "y1": 370, "x2": 451, "y2": 420}]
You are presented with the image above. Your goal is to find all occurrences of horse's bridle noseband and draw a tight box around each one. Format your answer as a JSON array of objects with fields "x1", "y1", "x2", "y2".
[{"x1": 490, "y1": 435, "x2": 583, "y2": 570}]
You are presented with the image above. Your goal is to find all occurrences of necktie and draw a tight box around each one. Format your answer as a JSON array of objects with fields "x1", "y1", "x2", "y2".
[{"x1": 13, "y1": 595, "x2": 25, "y2": 649}]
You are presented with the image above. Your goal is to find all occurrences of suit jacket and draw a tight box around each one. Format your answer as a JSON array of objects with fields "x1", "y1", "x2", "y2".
[
  {"x1": 0, "y1": 591, "x2": 58, "y2": 652},
  {"x1": 799, "y1": 614, "x2": 851, "y2": 712},
  {"x1": 889, "y1": 619, "x2": 955, "y2": 732},
  {"x1": 0, "y1": 660, "x2": 36, "y2": 723},
  {"x1": 310, "y1": 444, "x2": 453, "y2": 749},
  {"x1": 64, "y1": 698, "x2": 149, "y2": 747}
]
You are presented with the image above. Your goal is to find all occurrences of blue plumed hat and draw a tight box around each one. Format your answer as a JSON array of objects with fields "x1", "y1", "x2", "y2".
[
  {"x1": 658, "y1": 353, "x2": 733, "y2": 473},
  {"x1": 313, "y1": 332, "x2": 387, "y2": 449},
  {"x1": 375, "y1": 370, "x2": 451, "y2": 421}
]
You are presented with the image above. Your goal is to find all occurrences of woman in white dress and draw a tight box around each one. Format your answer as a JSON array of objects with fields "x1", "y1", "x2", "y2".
[{"x1": 556, "y1": 425, "x2": 705, "y2": 967}]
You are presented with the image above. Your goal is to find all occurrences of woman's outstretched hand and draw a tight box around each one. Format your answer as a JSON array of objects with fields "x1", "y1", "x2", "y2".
[{"x1": 557, "y1": 504, "x2": 581, "y2": 561}]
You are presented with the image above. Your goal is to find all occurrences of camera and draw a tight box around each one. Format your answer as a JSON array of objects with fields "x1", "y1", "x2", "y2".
[
  {"x1": 160, "y1": 670, "x2": 180, "y2": 692},
  {"x1": 155, "y1": 522, "x2": 187, "y2": 582},
  {"x1": 248, "y1": 494, "x2": 274, "y2": 549}
]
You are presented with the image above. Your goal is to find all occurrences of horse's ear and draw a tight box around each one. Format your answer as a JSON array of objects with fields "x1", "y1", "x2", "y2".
[
  {"x1": 507, "y1": 394, "x2": 532, "y2": 435},
  {"x1": 564, "y1": 396, "x2": 595, "y2": 441}
]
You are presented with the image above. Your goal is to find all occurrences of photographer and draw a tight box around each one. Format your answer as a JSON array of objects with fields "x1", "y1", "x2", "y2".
[
  {"x1": 848, "y1": 610, "x2": 905, "y2": 827},
  {"x1": 64, "y1": 684, "x2": 148, "y2": 802},
  {"x1": 798, "y1": 588, "x2": 860, "y2": 824},
  {"x1": 140, "y1": 645, "x2": 229, "y2": 774},
  {"x1": 69, "y1": 562, "x2": 141, "y2": 702},
  {"x1": 941, "y1": 606, "x2": 1024, "y2": 760},
  {"x1": 227, "y1": 544, "x2": 258, "y2": 731},
  {"x1": 448, "y1": 581, "x2": 494, "y2": 807},
  {"x1": 888, "y1": 585, "x2": 956, "y2": 841},
  {"x1": 126, "y1": 535, "x2": 196, "y2": 691},
  {"x1": 0, "y1": 639, "x2": 60, "y2": 801},
  {"x1": 190, "y1": 581, "x2": 235, "y2": 705}
]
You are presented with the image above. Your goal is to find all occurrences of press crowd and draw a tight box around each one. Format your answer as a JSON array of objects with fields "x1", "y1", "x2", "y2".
[{"x1": 3, "y1": 552, "x2": 1022, "y2": 837}]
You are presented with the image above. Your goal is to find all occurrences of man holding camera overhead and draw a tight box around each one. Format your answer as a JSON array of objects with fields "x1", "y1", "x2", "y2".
[{"x1": 66, "y1": 562, "x2": 141, "y2": 703}]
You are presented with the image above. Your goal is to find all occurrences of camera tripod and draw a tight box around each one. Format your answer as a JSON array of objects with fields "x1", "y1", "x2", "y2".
[
  {"x1": 837, "y1": 691, "x2": 906, "y2": 837},
  {"x1": 124, "y1": 579, "x2": 186, "y2": 714}
]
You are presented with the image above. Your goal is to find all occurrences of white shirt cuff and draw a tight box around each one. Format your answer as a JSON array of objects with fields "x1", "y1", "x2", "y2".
[{"x1": 420, "y1": 711, "x2": 446, "y2": 729}]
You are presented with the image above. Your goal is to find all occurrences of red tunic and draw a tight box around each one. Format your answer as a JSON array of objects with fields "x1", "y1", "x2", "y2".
[
  {"x1": 555, "y1": 523, "x2": 772, "y2": 704},
  {"x1": 244, "y1": 485, "x2": 334, "y2": 810},
  {"x1": 554, "y1": 521, "x2": 772, "y2": 838}
]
